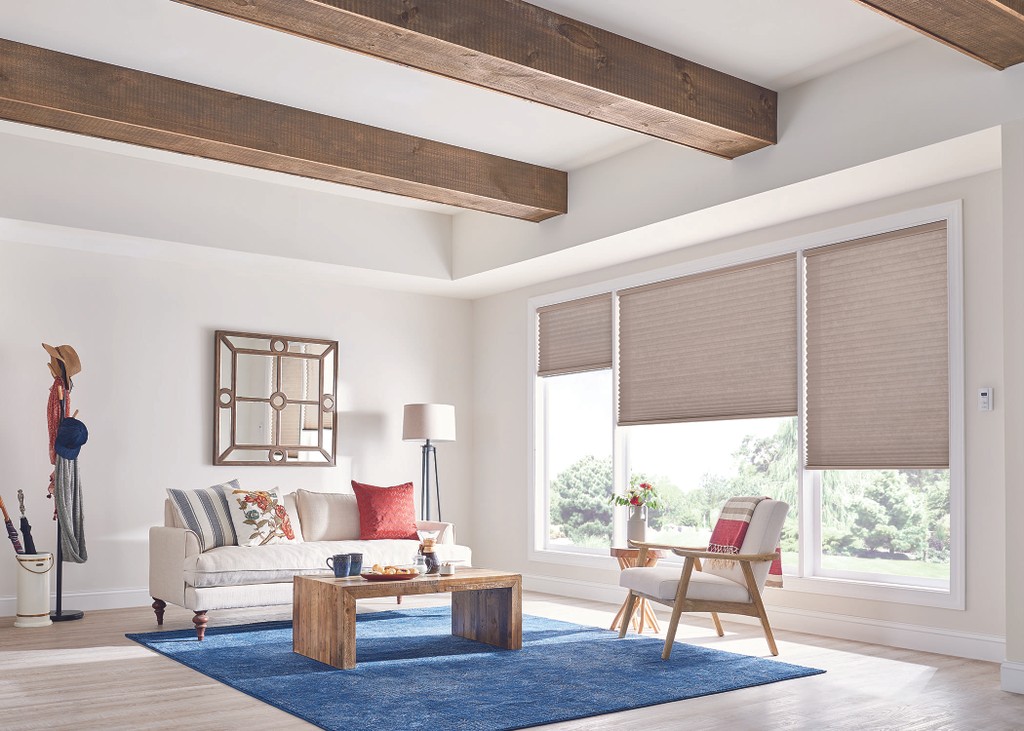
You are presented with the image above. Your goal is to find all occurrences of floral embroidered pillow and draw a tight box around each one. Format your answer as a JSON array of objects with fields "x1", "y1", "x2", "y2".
[{"x1": 221, "y1": 486, "x2": 296, "y2": 547}]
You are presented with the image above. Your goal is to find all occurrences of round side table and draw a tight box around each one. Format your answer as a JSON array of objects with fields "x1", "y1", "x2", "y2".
[{"x1": 610, "y1": 546, "x2": 664, "y2": 634}]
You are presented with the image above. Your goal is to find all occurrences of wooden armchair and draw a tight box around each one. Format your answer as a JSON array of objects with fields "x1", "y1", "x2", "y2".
[{"x1": 617, "y1": 499, "x2": 789, "y2": 659}]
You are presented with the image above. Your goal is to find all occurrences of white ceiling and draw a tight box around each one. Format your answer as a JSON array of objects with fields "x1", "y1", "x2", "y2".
[{"x1": 2, "y1": 0, "x2": 917, "y2": 177}]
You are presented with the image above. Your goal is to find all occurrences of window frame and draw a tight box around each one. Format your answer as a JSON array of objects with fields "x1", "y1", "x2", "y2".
[{"x1": 527, "y1": 201, "x2": 964, "y2": 609}]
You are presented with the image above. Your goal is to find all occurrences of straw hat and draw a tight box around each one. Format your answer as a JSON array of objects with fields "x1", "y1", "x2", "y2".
[{"x1": 42, "y1": 343, "x2": 82, "y2": 379}]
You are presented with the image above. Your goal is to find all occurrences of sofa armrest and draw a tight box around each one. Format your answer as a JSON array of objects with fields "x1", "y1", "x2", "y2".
[
  {"x1": 149, "y1": 526, "x2": 200, "y2": 607},
  {"x1": 416, "y1": 520, "x2": 456, "y2": 545}
]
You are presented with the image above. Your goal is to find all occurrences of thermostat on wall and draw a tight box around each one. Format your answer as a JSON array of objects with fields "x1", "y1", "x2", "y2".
[{"x1": 978, "y1": 387, "x2": 993, "y2": 411}]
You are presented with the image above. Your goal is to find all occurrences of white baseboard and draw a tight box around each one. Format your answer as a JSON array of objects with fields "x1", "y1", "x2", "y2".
[
  {"x1": 0, "y1": 587, "x2": 152, "y2": 618},
  {"x1": 525, "y1": 573, "x2": 626, "y2": 606},
  {"x1": 1001, "y1": 661, "x2": 1024, "y2": 694},
  {"x1": 523, "y1": 573, "x2": 1005, "y2": 663}
]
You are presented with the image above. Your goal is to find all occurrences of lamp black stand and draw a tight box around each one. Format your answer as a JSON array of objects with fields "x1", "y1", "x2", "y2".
[{"x1": 419, "y1": 439, "x2": 442, "y2": 522}]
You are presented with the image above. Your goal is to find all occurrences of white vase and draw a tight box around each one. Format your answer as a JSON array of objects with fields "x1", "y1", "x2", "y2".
[{"x1": 627, "y1": 506, "x2": 647, "y2": 545}]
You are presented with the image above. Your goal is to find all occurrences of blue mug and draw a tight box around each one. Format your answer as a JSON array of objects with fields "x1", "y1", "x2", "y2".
[
  {"x1": 348, "y1": 553, "x2": 363, "y2": 576},
  {"x1": 326, "y1": 554, "x2": 351, "y2": 578}
]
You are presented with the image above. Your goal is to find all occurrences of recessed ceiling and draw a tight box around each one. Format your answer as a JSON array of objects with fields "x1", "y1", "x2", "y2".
[
  {"x1": 2, "y1": 0, "x2": 917, "y2": 179},
  {"x1": 529, "y1": 0, "x2": 919, "y2": 90}
]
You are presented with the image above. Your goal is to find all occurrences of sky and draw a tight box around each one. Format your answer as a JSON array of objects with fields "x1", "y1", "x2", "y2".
[{"x1": 544, "y1": 370, "x2": 788, "y2": 491}]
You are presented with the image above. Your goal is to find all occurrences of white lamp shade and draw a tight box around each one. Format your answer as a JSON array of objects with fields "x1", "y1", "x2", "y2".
[{"x1": 403, "y1": 403, "x2": 456, "y2": 442}]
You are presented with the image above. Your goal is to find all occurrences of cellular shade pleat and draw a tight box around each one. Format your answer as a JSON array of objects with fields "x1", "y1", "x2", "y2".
[
  {"x1": 618, "y1": 255, "x2": 798, "y2": 425},
  {"x1": 805, "y1": 221, "x2": 949, "y2": 469},
  {"x1": 537, "y1": 293, "x2": 613, "y2": 377}
]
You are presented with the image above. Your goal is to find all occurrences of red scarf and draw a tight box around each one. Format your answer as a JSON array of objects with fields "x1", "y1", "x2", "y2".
[
  {"x1": 707, "y1": 496, "x2": 783, "y2": 588},
  {"x1": 46, "y1": 377, "x2": 69, "y2": 518}
]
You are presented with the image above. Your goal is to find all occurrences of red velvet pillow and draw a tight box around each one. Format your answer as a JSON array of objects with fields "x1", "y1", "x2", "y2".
[{"x1": 351, "y1": 480, "x2": 419, "y2": 540}]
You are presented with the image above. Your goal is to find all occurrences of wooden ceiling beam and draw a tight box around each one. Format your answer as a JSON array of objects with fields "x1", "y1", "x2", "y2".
[
  {"x1": 0, "y1": 38, "x2": 567, "y2": 222},
  {"x1": 172, "y1": 0, "x2": 777, "y2": 159},
  {"x1": 852, "y1": 0, "x2": 1024, "y2": 69}
]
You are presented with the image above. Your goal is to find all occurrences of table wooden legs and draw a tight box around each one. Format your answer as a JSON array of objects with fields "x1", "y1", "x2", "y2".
[
  {"x1": 294, "y1": 579, "x2": 357, "y2": 669},
  {"x1": 452, "y1": 582, "x2": 523, "y2": 650},
  {"x1": 610, "y1": 594, "x2": 660, "y2": 634},
  {"x1": 611, "y1": 555, "x2": 661, "y2": 634}
]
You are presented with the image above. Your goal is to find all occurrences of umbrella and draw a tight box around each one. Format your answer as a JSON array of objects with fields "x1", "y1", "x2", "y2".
[
  {"x1": 0, "y1": 493, "x2": 24, "y2": 555},
  {"x1": 17, "y1": 489, "x2": 37, "y2": 555}
]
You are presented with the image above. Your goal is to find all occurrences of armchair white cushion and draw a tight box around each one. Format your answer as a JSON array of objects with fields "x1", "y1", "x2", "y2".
[
  {"x1": 620, "y1": 567, "x2": 752, "y2": 603},
  {"x1": 618, "y1": 498, "x2": 788, "y2": 658}
]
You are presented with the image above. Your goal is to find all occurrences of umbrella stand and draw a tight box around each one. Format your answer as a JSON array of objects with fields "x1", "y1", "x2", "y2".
[{"x1": 51, "y1": 383, "x2": 83, "y2": 622}]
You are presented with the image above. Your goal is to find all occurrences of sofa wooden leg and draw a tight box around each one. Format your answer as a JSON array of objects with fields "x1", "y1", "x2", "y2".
[
  {"x1": 152, "y1": 598, "x2": 166, "y2": 626},
  {"x1": 193, "y1": 611, "x2": 208, "y2": 641},
  {"x1": 397, "y1": 596, "x2": 402, "y2": 605}
]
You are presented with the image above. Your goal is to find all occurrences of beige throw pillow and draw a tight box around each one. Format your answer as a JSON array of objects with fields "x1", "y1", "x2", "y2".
[{"x1": 296, "y1": 490, "x2": 361, "y2": 542}]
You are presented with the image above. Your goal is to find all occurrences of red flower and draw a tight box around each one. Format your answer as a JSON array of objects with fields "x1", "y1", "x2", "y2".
[
  {"x1": 254, "y1": 494, "x2": 269, "y2": 511},
  {"x1": 274, "y1": 504, "x2": 287, "y2": 518},
  {"x1": 640, "y1": 482, "x2": 652, "y2": 491},
  {"x1": 629, "y1": 495, "x2": 640, "y2": 506}
]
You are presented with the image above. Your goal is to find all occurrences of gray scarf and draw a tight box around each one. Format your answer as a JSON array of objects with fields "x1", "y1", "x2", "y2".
[{"x1": 54, "y1": 455, "x2": 87, "y2": 563}]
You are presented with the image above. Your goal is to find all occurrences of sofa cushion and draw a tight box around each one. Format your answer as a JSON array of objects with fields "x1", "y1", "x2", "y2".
[
  {"x1": 183, "y1": 540, "x2": 472, "y2": 588},
  {"x1": 296, "y1": 490, "x2": 360, "y2": 542},
  {"x1": 221, "y1": 486, "x2": 297, "y2": 547},
  {"x1": 351, "y1": 480, "x2": 418, "y2": 540},
  {"x1": 167, "y1": 480, "x2": 239, "y2": 552},
  {"x1": 284, "y1": 492, "x2": 303, "y2": 542}
]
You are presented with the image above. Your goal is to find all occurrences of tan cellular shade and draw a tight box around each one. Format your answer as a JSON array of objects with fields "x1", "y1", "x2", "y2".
[
  {"x1": 537, "y1": 293, "x2": 613, "y2": 377},
  {"x1": 805, "y1": 221, "x2": 949, "y2": 469},
  {"x1": 618, "y1": 255, "x2": 798, "y2": 425}
]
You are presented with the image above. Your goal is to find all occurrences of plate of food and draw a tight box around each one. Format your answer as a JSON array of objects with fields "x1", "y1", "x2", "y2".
[{"x1": 361, "y1": 564, "x2": 420, "y2": 581}]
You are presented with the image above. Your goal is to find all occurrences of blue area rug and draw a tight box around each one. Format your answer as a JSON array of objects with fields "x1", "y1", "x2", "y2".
[{"x1": 127, "y1": 606, "x2": 823, "y2": 731}]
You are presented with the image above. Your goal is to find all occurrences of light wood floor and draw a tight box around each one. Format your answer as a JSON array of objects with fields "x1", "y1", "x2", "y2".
[{"x1": 1, "y1": 591, "x2": 1022, "y2": 730}]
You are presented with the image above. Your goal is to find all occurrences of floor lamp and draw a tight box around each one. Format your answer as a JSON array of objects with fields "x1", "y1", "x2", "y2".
[{"x1": 402, "y1": 404, "x2": 456, "y2": 522}]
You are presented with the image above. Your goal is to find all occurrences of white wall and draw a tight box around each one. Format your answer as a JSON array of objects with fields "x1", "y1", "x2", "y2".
[
  {"x1": 1001, "y1": 122, "x2": 1024, "y2": 690},
  {"x1": 0, "y1": 235, "x2": 473, "y2": 613},
  {"x1": 472, "y1": 171, "x2": 1006, "y2": 659},
  {"x1": 0, "y1": 124, "x2": 454, "y2": 281}
]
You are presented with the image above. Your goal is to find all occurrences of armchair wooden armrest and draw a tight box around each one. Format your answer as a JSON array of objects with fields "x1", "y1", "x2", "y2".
[
  {"x1": 671, "y1": 548, "x2": 778, "y2": 562},
  {"x1": 627, "y1": 539, "x2": 707, "y2": 552},
  {"x1": 627, "y1": 539, "x2": 713, "y2": 565}
]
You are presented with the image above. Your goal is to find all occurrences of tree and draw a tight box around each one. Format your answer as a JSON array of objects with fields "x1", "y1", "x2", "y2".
[
  {"x1": 732, "y1": 418, "x2": 798, "y2": 508},
  {"x1": 850, "y1": 471, "x2": 928, "y2": 557},
  {"x1": 548, "y1": 455, "x2": 613, "y2": 546}
]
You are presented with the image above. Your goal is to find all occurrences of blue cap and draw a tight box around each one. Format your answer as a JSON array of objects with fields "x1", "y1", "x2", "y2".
[{"x1": 55, "y1": 418, "x2": 89, "y2": 460}]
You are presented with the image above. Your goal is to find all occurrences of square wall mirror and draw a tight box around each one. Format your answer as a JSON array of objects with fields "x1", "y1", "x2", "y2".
[{"x1": 214, "y1": 330, "x2": 338, "y2": 466}]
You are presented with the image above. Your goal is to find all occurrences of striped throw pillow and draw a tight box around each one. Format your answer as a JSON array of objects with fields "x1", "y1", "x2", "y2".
[{"x1": 167, "y1": 480, "x2": 239, "y2": 551}]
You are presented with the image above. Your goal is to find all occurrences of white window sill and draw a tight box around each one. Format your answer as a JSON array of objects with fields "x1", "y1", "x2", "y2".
[
  {"x1": 528, "y1": 546, "x2": 619, "y2": 569},
  {"x1": 528, "y1": 548, "x2": 963, "y2": 610},
  {"x1": 777, "y1": 575, "x2": 962, "y2": 610}
]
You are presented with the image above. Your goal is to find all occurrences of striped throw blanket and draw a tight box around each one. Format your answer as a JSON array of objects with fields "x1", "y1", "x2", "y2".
[{"x1": 707, "y1": 496, "x2": 783, "y2": 588}]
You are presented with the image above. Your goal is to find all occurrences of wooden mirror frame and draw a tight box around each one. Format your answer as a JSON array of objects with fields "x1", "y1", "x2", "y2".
[{"x1": 213, "y1": 330, "x2": 338, "y2": 466}]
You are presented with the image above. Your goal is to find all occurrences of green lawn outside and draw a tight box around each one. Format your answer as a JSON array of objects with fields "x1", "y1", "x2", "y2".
[
  {"x1": 818, "y1": 553, "x2": 950, "y2": 580},
  {"x1": 781, "y1": 551, "x2": 949, "y2": 580}
]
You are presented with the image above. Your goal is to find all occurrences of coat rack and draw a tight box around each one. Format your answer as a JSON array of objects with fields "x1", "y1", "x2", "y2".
[{"x1": 45, "y1": 345, "x2": 84, "y2": 622}]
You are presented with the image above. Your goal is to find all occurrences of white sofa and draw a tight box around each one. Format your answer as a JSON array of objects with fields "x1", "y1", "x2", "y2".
[{"x1": 149, "y1": 490, "x2": 472, "y2": 639}]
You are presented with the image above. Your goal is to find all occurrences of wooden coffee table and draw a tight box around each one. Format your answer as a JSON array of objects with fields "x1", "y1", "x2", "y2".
[{"x1": 293, "y1": 568, "x2": 522, "y2": 669}]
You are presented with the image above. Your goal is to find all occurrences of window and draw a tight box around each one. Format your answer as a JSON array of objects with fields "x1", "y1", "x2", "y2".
[
  {"x1": 817, "y1": 469, "x2": 950, "y2": 585},
  {"x1": 626, "y1": 417, "x2": 798, "y2": 565},
  {"x1": 532, "y1": 206, "x2": 962, "y2": 605},
  {"x1": 543, "y1": 370, "x2": 614, "y2": 551}
]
